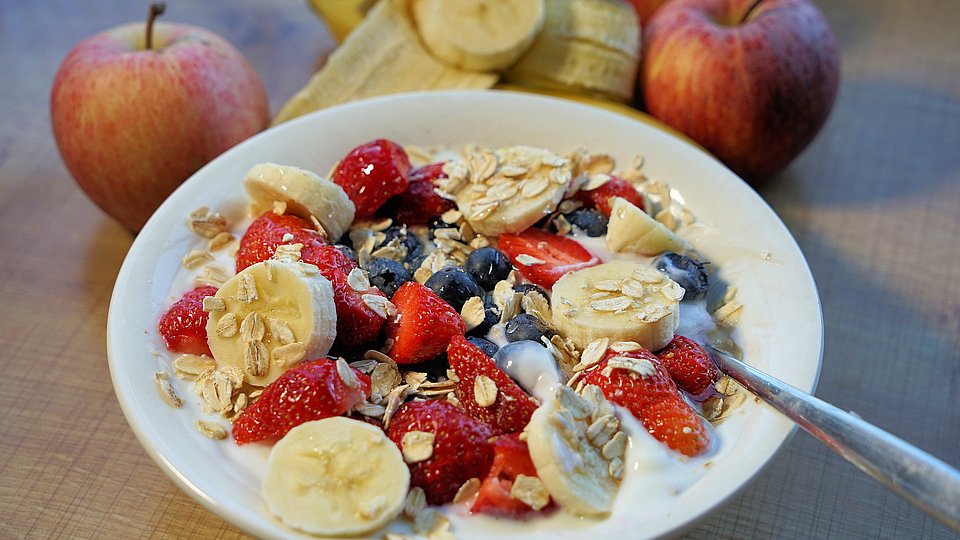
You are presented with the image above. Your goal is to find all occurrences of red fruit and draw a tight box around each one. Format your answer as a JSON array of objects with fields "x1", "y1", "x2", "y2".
[
  {"x1": 574, "y1": 176, "x2": 644, "y2": 216},
  {"x1": 232, "y1": 359, "x2": 370, "y2": 445},
  {"x1": 381, "y1": 162, "x2": 454, "y2": 225},
  {"x1": 158, "y1": 286, "x2": 218, "y2": 356},
  {"x1": 656, "y1": 336, "x2": 719, "y2": 396},
  {"x1": 582, "y1": 349, "x2": 711, "y2": 456},
  {"x1": 643, "y1": 399, "x2": 712, "y2": 457},
  {"x1": 447, "y1": 335, "x2": 538, "y2": 435},
  {"x1": 386, "y1": 281, "x2": 466, "y2": 364},
  {"x1": 327, "y1": 269, "x2": 387, "y2": 352},
  {"x1": 332, "y1": 139, "x2": 412, "y2": 218},
  {"x1": 472, "y1": 433, "x2": 548, "y2": 518},
  {"x1": 498, "y1": 229, "x2": 600, "y2": 289},
  {"x1": 236, "y1": 211, "x2": 329, "y2": 273},
  {"x1": 387, "y1": 400, "x2": 495, "y2": 505}
]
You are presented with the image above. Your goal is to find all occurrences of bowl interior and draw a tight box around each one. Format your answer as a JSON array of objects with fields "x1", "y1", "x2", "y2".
[{"x1": 108, "y1": 90, "x2": 822, "y2": 539}]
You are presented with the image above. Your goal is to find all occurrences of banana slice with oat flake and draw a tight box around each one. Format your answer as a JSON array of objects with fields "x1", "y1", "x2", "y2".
[
  {"x1": 526, "y1": 386, "x2": 625, "y2": 516},
  {"x1": 205, "y1": 259, "x2": 337, "y2": 387},
  {"x1": 263, "y1": 417, "x2": 409, "y2": 536},
  {"x1": 606, "y1": 196, "x2": 691, "y2": 256},
  {"x1": 439, "y1": 145, "x2": 572, "y2": 236},
  {"x1": 551, "y1": 260, "x2": 683, "y2": 351},
  {"x1": 244, "y1": 163, "x2": 355, "y2": 241}
]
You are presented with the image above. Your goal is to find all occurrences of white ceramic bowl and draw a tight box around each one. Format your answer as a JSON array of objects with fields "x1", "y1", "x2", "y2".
[{"x1": 107, "y1": 90, "x2": 822, "y2": 539}]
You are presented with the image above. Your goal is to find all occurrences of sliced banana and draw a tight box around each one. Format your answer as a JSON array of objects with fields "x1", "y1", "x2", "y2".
[
  {"x1": 263, "y1": 417, "x2": 410, "y2": 536},
  {"x1": 438, "y1": 145, "x2": 571, "y2": 236},
  {"x1": 504, "y1": 0, "x2": 640, "y2": 101},
  {"x1": 606, "y1": 196, "x2": 691, "y2": 256},
  {"x1": 413, "y1": 0, "x2": 545, "y2": 71},
  {"x1": 526, "y1": 386, "x2": 623, "y2": 516},
  {"x1": 273, "y1": 0, "x2": 497, "y2": 125},
  {"x1": 244, "y1": 163, "x2": 355, "y2": 241},
  {"x1": 551, "y1": 260, "x2": 682, "y2": 351},
  {"x1": 206, "y1": 259, "x2": 337, "y2": 387}
]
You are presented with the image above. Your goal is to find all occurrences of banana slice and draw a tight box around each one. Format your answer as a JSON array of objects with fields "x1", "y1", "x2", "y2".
[
  {"x1": 412, "y1": 0, "x2": 545, "y2": 71},
  {"x1": 526, "y1": 386, "x2": 623, "y2": 516},
  {"x1": 244, "y1": 163, "x2": 355, "y2": 241},
  {"x1": 206, "y1": 259, "x2": 337, "y2": 387},
  {"x1": 606, "y1": 196, "x2": 691, "y2": 256},
  {"x1": 551, "y1": 260, "x2": 682, "y2": 351},
  {"x1": 263, "y1": 417, "x2": 410, "y2": 536},
  {"x1": 437, "y1": 145, "x2": 571, "y2": 236},
  {"x1": 273, "y1": 0, "x2": 498, "y2": 125},
  {"x1": 504, "y1": 0, "x2": 640, "y2": 101}
]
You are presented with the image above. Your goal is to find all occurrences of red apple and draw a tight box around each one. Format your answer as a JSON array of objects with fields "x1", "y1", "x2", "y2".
[
  {"x1": 627, "y1": 0, "x2": 673, "y2": 26},
  {"x1": 51, "y1": 4, "x2": 269, "y2": 231},
  {"x1": 640, "y1": 0, "x2": 839, "y2": 182}
]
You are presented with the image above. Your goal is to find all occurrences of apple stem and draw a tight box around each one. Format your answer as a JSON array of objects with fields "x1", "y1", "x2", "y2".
[
  {"x1": 145, "y1": 2, "x2": 166, "y2": 50},
  {"x1": 739, "y1": 0, "x2": 764, "y2": 24}
]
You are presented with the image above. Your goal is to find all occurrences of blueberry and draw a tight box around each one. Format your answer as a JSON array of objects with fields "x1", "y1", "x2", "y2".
[
  {"x1": 565, "y1": 208, "x2": 608, "y2": 237},
  {"x1": 405, "y1": 253, "x2": 427, "y2": 272},
  {"x1": 466, "y1": 300, "x2": 501, "y2": 337},
  {"x1": 364, "y1": 257, "x2": 411, "y2": 298},
  {"x1": 424, "y1": 266, "x2": 484, "y2": 311},
  {"x1": 653, "y1": 252, "x2": 709, "y2": 300},
  {"x1": 335, "y1": 243, "x2": 357, "y2": 263},
  {"x1": 464, "y1": 247, "x2": 512, "y2": 290},
  {"x1": 504, "y1": 313, "x2": 553, "y2": 344},
  {"x1": 378, "y1": 225, "x2": 422, "y2": 261},
  {"x1": 467, "y1": 336, "x2": 500, "y2": 358},
  {"x1": 513, "y1": 283, "x2": 550, "y2": 305}
]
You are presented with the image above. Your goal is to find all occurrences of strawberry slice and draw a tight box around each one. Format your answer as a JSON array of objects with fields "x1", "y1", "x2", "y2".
[
  {"x1": 498, "y1": 229, "x2": 600, "y2": 289},
  {"x1": 332, "y1": 139, "x2": 412, "y2": 219},
  {"x1": 158, "y1": 286, "x2": 218, "y2": 356},
  {"x1": 236, "y1": 211, "x2": 329, "y2": 273},
  {"x1": 472, "y1": 433, "x2": 550, "y2": 518},
  {"x1": 327, "y1": 268, "x2": 388, "y2": 352},
  {"x1": 387, "y1": 400, "x2": 495, "y2": 505},
  {"x1": 582, "y1": 348, "x2": 711, "y2": 456},
  {"x1": 232, "y1": 359, "x2": 370, "y2": 445},
  {"x1": 386, "y1": 281, "x2": 466, "y2": 364},
  {"x1": 447, "y1": 335, "x2": 538, "y2": 435},
  {"x1": 656, "y1": 336, "x2": 720, "y2": 396},
  {"x1": 380, "y1": 162, "x2": 455, "y2": 226},
  {"x1": 574, "y1": 175, "x2": 644, "y2": 217}
]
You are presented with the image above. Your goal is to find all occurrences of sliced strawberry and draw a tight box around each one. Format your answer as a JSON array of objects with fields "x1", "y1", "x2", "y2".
[
  {"x1": 158, "y1": 286, "x2": 218, "y2": 356},
  {"x1": 327, "y1": 268, "x2": 387, "y2": 352},
  {"x1": 447, "y1": 335, "x2": 538, "y2": 435},
  {"x1": 642, "y1": 399, "x2": 712, "y2": 457},
  {"x1": 472, "y1": 433, "x2": 549, "y2": 518},
  {"x1": 381, "y1": 162, "x2": 455, "y2": 226},
  {"x1": 232, "y1": 359, "x2": 370, "y2": 445},
  {"x1": 498, "y1": 229, "x2": 600, "y2": 289},
  {"x1": 236, "y1": 211, "x2": 329, "y2": 273},
  {"x1": 582, "y1": 349, "x2": 711, "y2": 457},
  {"x1": 332, "y1": 139, "x2": 412, "y2": 219},
  {"x1": 386, "y1": 281, "x2": 466, "y2": 364},
  {"x1": 574, "y1": 175, "x2": 644, "y2": 217},
  {"x1": 656, "y1": 336, "x2": 719, "y2": 396},
  {"x1": 387, "y1": 400, "x2": 495, "y2": 505}
]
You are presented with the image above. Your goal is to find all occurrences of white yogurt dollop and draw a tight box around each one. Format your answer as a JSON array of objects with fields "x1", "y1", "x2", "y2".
[{"x1": 493, "y1": 340, "x2": 562, "y2": 402}]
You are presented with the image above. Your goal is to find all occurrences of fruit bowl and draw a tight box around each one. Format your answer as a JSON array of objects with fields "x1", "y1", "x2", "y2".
[{"x1": 107, "y1": 90, "x2": 822, "y2": 539}]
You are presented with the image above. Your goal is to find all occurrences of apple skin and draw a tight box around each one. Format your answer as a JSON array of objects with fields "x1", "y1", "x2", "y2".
[
  {"x1": 640, "y1": 0, "x2": 839, "y2": 182},
  {"x1": 627, "y1": 0, "x2": 672, "y2": 26},
  {"x1": 52, "y1": 22, "x2": 269, "y2": 231}
]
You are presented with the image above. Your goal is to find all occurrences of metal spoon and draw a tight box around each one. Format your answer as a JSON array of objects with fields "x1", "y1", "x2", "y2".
[{"x1": 708, "y1": 346, "x2": 960, "y2": 533}]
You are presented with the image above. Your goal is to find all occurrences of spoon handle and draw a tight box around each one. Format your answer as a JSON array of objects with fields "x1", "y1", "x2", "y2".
[{"x1": 708, "y1": 347, "x2": 960, "y2": 533}]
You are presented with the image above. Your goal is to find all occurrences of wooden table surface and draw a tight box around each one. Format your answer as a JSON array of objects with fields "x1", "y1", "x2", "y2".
[{"x1": 2, "y1": 1, "x2": 958, "y2": 538}]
